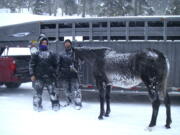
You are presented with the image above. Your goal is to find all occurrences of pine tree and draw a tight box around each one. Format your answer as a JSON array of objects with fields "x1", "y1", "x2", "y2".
[
  {"x1": 46, "y1": 0, "x2": 58, "y2": 16},
  {"x1": 77, "y1": 0, "x2": 101, "y2": 17},
  {"x1": 25, "y1": 0, "x2": 34, "y2": 12},
  {"x1": 172, "y1": 0, "x2": 180, "y2": 15},
  {"x1": 3, "y1": 0, "x2": 18, "y2": 12},
  {"x1": 0, "y1": 0, "x2": 6, "y2": 8},
  {"x1": 98, "y1": 0, "x2": 132, "y2": 16},
  {"x1": 33, "y1": 0, "x2": 47, "y2": 15},
  {"x1": 60, "y1": 0, "x2": 77, "y2": 16},
  {"x1": 165, "y1": 0, "x2": 180, "y2": 15},
  {"x1": 132, "y1": 0, "x2": 155, "y2": 16}
]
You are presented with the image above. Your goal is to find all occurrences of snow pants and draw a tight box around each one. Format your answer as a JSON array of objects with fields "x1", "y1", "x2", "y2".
[
  {"x1": 61, "y1": 78, "x2": 82, "y2": 107},
  {"x1": 32, "y1": 79, "x2": 59, "y2": 110}
]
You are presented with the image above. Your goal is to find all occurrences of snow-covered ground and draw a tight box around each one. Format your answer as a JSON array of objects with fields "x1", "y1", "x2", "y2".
[{"x1": 0, "y1": 82, "x2": 180, "y2": 135}]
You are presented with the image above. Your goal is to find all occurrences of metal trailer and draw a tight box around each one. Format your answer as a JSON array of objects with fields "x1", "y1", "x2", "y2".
[{"x1": 0, "y1": 16, "x2": 180, "y2": 95}]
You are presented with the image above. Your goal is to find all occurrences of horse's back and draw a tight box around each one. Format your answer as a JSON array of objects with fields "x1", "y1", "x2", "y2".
[{"x1": 104, "y1": 50, "x2": 142, "y2": 88}]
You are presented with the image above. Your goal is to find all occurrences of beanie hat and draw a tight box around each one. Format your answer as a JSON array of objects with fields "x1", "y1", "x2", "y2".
[{"x1": 64, "y1": 39, "x2": 72, "y2": 46}]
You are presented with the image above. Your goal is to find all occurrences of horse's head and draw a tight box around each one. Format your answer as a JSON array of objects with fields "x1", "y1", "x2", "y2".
[{"x1": 74, "y1": 46, "x2": 110, "y2": 63}]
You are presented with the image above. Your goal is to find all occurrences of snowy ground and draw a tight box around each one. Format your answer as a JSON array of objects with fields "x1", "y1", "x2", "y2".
[{"x1": 0, "y1": 83, "x2": 180, "y2": 135}]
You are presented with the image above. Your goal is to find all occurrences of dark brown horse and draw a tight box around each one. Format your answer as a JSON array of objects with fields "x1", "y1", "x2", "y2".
[{"x1": 74, "y1": 46, "x2": 172, "y2": 129}]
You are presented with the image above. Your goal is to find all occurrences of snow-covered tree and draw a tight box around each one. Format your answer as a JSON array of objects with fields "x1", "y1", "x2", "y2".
[
  {"x1": 33, "y1": 0, "x2": 50, "y2": 15},
  {"x1": 98, "y1": 0, "x2": 133, "y2": 16},
  {"x1": 76, "y1": 0, "x2": 101, "y2": 17},
  {"x1": 59, "y1": 0, "x2": 78, "y2": 16},
  {"x1": 1, "y1": 0, "x2": 19, "y2": 12},
  {"x1": 168, "y1": 0, "x2": 180, "y2": 15},
  {"x1": 0, "y1": 0, "x2": 6, "y2": 8},
  {"x1": 132, "y1": 0, "x2": 155, "y2": 16}
]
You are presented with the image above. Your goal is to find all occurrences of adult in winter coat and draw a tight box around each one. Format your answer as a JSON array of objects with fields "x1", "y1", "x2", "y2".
[
  {"x1": 57, "y1": 39, "x2": 82, "y2": 110},
  {"x1": 29, "y1": 35, "x2": 60, "y2": 111}
]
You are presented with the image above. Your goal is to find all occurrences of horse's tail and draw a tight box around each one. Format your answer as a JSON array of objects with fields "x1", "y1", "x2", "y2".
[
  {"x1": 159, "y1": 56, "x2": 170, "y2": 101},
  {"x1": 149, "y1": 49, "x2": 170, "y2": 101}
]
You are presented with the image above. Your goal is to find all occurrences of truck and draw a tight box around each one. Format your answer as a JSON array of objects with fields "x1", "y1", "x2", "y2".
[
  {"x1": 0, "y1": 16, "x2": 180, "y2": 95},
  {"x1": 0, "y1": 47, "x2": 31, "y2": 88}
]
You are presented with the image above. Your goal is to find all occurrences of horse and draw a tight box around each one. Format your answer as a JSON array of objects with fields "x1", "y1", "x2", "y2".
[{"x1": 74, "y1": 46, "x2": 172, "y2": 129}]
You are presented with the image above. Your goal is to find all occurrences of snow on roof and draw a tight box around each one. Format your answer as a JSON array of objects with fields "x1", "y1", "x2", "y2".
[
  {"x1": 0, "y1": 13, "x2": 83, "y2": 27},
  {"x1": 0, "y1": 13, "x2": 56, "y2": 27},
  {"x1": 1, "y1": 47, "x2": 31, "y2": 56},
  {"x1": 1, "y1": 13, "x2": 180, "y2": 27}
]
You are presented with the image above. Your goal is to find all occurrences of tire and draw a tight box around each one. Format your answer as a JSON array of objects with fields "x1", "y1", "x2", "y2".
[{"x1": 5, "y1": 82, "x2": 21, "y2": 88}]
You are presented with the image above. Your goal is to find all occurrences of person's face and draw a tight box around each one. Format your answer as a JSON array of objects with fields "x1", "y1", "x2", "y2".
[
  {"x1": 41, "y1": 40, "x2": 48, "y2": 46},
  {"x1": 64, "y1": 42, "x2": 72, "y2": 49}
]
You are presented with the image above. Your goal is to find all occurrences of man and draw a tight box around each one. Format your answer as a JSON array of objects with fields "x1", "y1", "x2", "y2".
[
  {"x1": 29, "y1": 34, "x2": 60, "y2": 111},
  {"x1": 58, "y1": 39, "x2": 82, "y2": 110}
]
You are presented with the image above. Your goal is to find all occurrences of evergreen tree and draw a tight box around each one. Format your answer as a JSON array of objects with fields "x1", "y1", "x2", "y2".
[
  {"x1": 3, "y1": 0, "x2": 18, "y2": 12},
  {"x1": 98, "y1": 0, "x2": 133, "y2": 16},
  {"x1": 133, "y1": 0, "x2": 155, "y2": 16},
  {"x1": 60, "y1": 0, "x2": 77, "y2": 16},
  {"x1": 24, "y1": 0, "x2": 34, "y2": 12},
  {"x1": 77, "y1": 0, "x2": 101, "y2": 17},
  {"x1": 46, "y1": 0, "x2": 58, "y2": 16},
  {"x1": 33, "y1": 0, "x2": 47, "y2": 15},
  {"x1": 165, "y1": 0, "x2": 179, "y2": 15},
  {"x1": 172, "y1": 0, "x2": 180, "y2": 15},
  {"x1": 0, "y1": 0, "x2": 6, "y2": 8}
]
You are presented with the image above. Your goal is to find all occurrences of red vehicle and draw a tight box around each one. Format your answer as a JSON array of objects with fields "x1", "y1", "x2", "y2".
[{"x1": 0, "y1": 47, "x2": 31, "y2": 88}]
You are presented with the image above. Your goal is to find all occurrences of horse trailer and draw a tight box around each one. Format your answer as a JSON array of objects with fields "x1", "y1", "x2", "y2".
[{"x1": 0, "y1": 16, "x2": 180, "y2": 95}]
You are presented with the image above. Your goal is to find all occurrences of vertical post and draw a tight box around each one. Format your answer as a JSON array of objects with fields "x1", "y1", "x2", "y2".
[
  {"x1": 56, "y1": 23, "x2": 59, "y2": 41},
  {"x1": 100, "y1": 22, "x2": 103, "y2": 41},
  {"x1": 55, "y1": 23, "x2": 59, "y2": 54},
  {"x1": 39, "y1": 22, "x2": 42, "y2": 36},
  {"x1": 144, "y1": 21, "x2": 148, "y2": 41},
  {"x1": 126, "y1": 21, "x2": 129, "y2": 42},
  {"x1": 72, "y1": 23, "x2": 75, "y2": 41},
  {"x1": 107, "y1": 21, "x2": 111, "y2": 41},
  {"x1": 89, "y1": 22, "x2": 93, "y2": 41},
  {"x1": 163, "y1": 19, "x2": 167, "y2": 42}
]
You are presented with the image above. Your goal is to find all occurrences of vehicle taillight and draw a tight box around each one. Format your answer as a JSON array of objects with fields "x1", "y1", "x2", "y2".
[
  {"x1": 10, "y1": 60, "x2": 16, "y2": 73},
  {"x1": 87, "y1": 85, "x2": 94, "y2": 89}
]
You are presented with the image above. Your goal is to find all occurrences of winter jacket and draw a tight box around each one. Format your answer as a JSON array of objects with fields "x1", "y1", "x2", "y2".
[
  {"x1": 29, "y1": 50, "x2": 57, "y2": 80},
  {"x1": 58, "y1": 48, "x2": 79, "y2": 80}
]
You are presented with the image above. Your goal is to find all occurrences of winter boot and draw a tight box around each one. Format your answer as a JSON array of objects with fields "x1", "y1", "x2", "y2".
[
  {"x1": 74, "y1": 101, "x2": 82, "y2": 110},
  {"x1": 74, "y1": 105, "x2": 82, "y2": 110},
  {"x1": 33, "y1": 104, "x2": 43, "y2": 112},
  {"x1": 33, "y1": 95, "x2": 43, "y2": 112},
  {"x1": 52, "y1": 104, "x2": 60, "y2": 111},
  {"x1": 51, "y1": 99, "x2": 60, "y2": 111}
]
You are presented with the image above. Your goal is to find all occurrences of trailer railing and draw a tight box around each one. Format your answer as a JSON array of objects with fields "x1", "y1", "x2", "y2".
[{"x1": 39, "y1": 16, "x2": 180, "y2": 42}]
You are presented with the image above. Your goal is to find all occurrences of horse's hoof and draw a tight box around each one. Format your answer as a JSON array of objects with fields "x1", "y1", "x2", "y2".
[
  {"x1": 98, "y1": 116, "x2": 103, "y2": 120},
  {"x1": 145, "y1": 127, "x2": 153, "y2": 132},
  {"x1": 165, "y1": 125, "x2": 171, "y2": 129},
  {"x1": 104, "y1": 113, "x2": 109, "y2": 117}
]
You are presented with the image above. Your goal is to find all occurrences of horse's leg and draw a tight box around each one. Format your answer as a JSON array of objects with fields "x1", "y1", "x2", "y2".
[
  {"x1": 142, "y1": 76, "x2": 160, "y2": 127},
  {"x1": 96, "y1": 79, "x2": 105, "y2": 120},
  {"x1": 149, "y1": 96, "x2": 160, "y2": 127},
  {"x1": 105, "y1": 85, "x2": 111, "y2": 117},
  {"x1": 164, "y1": 93, "x2": 172, "y2": 128}
]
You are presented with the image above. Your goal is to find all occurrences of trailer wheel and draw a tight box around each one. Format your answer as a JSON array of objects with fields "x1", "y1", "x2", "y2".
[{"x1": 5, "y1": 82, "x2": 21, "y2": 88}]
